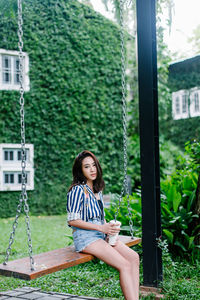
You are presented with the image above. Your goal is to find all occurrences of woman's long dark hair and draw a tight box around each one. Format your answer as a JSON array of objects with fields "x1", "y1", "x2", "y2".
[{"x1": 68, "y1": 150, "x2": 105, "y2": 193}]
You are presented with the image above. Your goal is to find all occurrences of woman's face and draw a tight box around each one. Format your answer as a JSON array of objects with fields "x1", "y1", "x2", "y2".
[{"x1": 82, "y1": 156, "x2": 97, "y2": 182}]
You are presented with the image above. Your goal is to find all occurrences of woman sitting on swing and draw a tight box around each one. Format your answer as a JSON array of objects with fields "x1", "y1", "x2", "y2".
[{"x1": 67, "y1": 150, "x2": 139, "y2": 300}]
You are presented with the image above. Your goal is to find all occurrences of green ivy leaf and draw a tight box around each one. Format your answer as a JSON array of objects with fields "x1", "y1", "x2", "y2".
[
  {"x1": 174, "y1": 240, "x2": 187, "y2": 252},
  {"x1": 163, "y1": 229, "x2": 174, "y2": 243},
  {"x1": 172, "y1": 191, "x2": 182, "y2": 213}
]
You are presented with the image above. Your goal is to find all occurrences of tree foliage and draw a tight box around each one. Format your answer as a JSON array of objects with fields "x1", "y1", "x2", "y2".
[{"x1": 188, "y1": 24, "x2": 200, "y2": 55}]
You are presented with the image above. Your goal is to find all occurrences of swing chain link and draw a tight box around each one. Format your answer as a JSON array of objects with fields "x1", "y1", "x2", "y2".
[
  {"x1": 4, "y1": 0, "x2": 35, "y2": 271},
  {"x1": 3, "y1": 200, "x2": 23, "y2": 265},
  {"x1": 18, "y1": 0, "x2": 35, "y2": 270},
  {"x1": 115, "y1": 0, "x2": 134, "y2": 239}
]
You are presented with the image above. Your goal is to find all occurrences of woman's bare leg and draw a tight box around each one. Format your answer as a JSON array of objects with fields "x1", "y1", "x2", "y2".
[
  {"x1": 113, "y1": 240, "x2": 140, "y2": 300},
  {"x1": 82, "y1": 239, "x2": 137, "y2": 300}
]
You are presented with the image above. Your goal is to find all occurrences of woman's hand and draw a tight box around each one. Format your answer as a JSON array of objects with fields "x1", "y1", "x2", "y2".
[{"x1": 100, "y1": 223, "x2": 120, "y2": 235}]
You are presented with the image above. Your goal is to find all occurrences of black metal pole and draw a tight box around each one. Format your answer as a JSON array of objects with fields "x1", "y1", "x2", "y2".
[{"x1": 136, "y1": 0, "x2": 162, "y2": 286}]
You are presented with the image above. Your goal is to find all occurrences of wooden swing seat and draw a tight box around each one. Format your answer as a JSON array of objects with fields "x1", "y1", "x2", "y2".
[{"x1": 0, "y1": 236, "x2": 141, "y2": 280}]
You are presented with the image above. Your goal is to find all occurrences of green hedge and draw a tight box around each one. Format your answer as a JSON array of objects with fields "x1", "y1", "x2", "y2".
[
  {"x1": 0, "y1": 0, "x2": 124, "y2": 217},
  {"x1": 168, "y1": 118, "x2": 200, "y2": 148},
  {"x1": 168, "y1": 58, "x2": 200, "y2": 148}
]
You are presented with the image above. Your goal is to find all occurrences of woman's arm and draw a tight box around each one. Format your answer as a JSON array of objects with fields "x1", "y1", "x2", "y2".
[
  {"x1": 67, "y1": 186, "x2": 83, "y2": 222},
  {"x1": 68, "y1": 219, "x2": 120, "y2": 235}
]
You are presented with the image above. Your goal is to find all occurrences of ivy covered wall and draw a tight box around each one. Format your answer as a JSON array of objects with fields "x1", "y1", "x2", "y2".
[
  {"x1": 0, "y1": 0, "x2": 124, "y2": 217},
  {"x1": 168, "y1": 56, "x2": 200, "y2": 147}
]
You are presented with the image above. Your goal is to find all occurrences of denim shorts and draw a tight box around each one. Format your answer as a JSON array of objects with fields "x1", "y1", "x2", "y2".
[{"x1": 72, "y1": 218, "x2": 106, "y2": 252}]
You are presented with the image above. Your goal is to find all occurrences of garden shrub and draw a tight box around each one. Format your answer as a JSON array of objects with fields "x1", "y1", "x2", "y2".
[
  {"x1": 168, "y1": 117, "x2": 200, "y2": 149},
  {"x1": 159, "y1": 140, "x2": 200, "y2": 260},
  {"x1": 168, "y1": 57, "x2": 200, "y2": 149},
  {"x1": 161, "y1": 171, "x2": 199, "y2": 260},
  {"x1": 127, "y1": 134, "x2": 183, "y2": 189},
  {"x1": 106, "y1": 140, "x2": 200, "y2": 260}
]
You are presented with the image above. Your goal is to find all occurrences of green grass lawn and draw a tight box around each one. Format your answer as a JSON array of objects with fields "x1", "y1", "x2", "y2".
[{"x1": 0, "y1": 215, "x2": 199, "y2": 299}]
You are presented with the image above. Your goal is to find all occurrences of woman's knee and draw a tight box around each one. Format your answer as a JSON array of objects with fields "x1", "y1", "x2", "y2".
[
  {"x1": 119, "y1": 259, "x2": 132, "y2": 273},
  {"x1": 131, "y1": 251, "x2": 140, "y2": 267}
]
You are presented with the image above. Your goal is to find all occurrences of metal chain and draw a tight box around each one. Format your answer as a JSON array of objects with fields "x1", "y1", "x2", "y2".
[
  {"x1": 126, "y1": 0, "x2": 133, "y2": 8},
  {"x1": 4, "y1": 0, "x2": 35, "y2": 271},
  {"x1": 3, "y1": 198, "x2": 23, "y2": 265},
  {"x1": 115, "y1": 0, "x2": 134, "y2": 239}
]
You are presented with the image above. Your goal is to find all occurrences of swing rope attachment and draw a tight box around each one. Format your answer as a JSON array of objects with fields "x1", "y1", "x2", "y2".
[
  {"x1": 3, "y1": 0, "x2": 35, "y2": 271},
  {"x1": 115, "y1": 0, "x2": 134, "y2": 239}
]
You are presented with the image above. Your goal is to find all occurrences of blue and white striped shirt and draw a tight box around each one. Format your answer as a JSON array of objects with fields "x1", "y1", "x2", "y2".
[{"x1": 67, "y1": 184, "x2": 105, "y2": 222}]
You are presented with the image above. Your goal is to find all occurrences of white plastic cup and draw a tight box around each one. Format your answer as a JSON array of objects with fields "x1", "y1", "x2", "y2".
[{"x1": 108, "y1": 220, "x2": 121, "y2": 246}]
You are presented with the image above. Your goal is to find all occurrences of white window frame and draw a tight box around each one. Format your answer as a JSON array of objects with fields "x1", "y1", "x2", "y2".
[
  {"x1": 190, "y1": 87, "x2": 200, "y2": 117},
  {"x1": 0, "y1": 144, "x2": 34, "y2": 191},
  {"x1": 0, "y1": 49, "x2": 30, "y2": 91},
  {"x1": 3, "y1": 148, "x2": 30, "y2": 163},
  {"x1": 3, "y1": 171, "x2": 29, "y2": 185},
  {"x1": 172, "y1": 90, "x2": 189, "y2": 120},
  {"x1": 4, "y1": 172, "x2": 15, "y2": 184}
]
